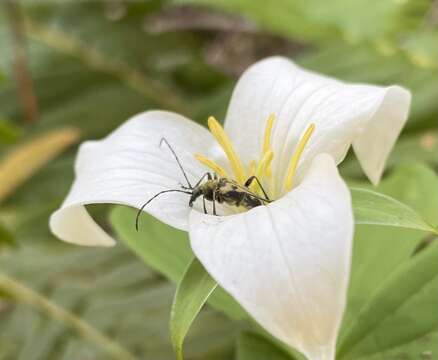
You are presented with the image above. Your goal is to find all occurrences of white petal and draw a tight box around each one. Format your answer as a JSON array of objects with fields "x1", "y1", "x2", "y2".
[
  {"x1": 50, "y1": 111, "x2": 214, "y2": 246},
  {"x1": 352, "y1": 86, "x2": 411, "y2": 184},
  {"x1": 224, "y1": 56, "x2": 411, "y2": 186},
  {"x1": 189, "y1": 154, "x2": 353, "y2": 360}
]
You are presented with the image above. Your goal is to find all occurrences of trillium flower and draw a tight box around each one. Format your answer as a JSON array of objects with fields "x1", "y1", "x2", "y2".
[{"x1": 50, "y1": 57, "x2": 410, "y2": 360}]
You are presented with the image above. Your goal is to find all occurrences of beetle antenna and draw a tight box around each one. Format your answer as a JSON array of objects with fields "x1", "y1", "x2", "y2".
[
  {"x1": 135, "y1": 189, "x2": 192, "y2": 231},
  {"x1": 160, "y1": 138, "x2": 193, "y2": 189}
]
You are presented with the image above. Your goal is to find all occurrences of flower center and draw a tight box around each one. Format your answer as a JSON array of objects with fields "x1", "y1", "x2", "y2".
[{"x1": 195, "y1": 115, "x2": 315, "y2": 200}]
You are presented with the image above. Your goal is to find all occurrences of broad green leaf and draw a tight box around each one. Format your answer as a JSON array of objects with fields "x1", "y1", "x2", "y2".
[
  {"x1": 351, "y1": 187, "x2": 437, "y2": 233},
  {"x1": 236, "y1": 332, "x2": 296, "y2": 360},
  {"x1": 338, "y1": 242, "x2": 438, "y2": 359},
  {"x1": 110, "y1": 207, "x2": 193, "y2": 283},
  {"x1": 340, "y1": 164, "x2": 438, "y2": 358},
  {"x1": 170, "y1": 258, "x2": 217, "y2": 360},
  {"x1": 110, "y1": 207, "x2": 246, "y2": 320}
]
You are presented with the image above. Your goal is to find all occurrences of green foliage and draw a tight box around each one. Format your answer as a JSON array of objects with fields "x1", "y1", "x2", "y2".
[
  {"x1": 340, "y1": 164, "x2": 438, "y2": 359},
  {"x1": 0, "y1": 2, "x2": 235, "y2": 359},
  {"x1": 111, "y1": 207, "x2": 192, "y2": 283},
  {"x1": 0, "y1": 0, "x2": 220, "y2": 244},
  {"x1": 170, "y1": 258, "x2": 217, "y2": 360},
  {"x1": 111, "y1": 165, "x2": 438, "y2": 359},
  {"x1": 110, "y1": 207, "x2": 246, "y2": 320},
  {"x1": 339, "y1": 242, "x2": 438, "y2": 359},
  {"x1": 0, "y1": 119, "x2": 21, "y2": 145},
  {"x1": 0, "y1": 0, "x2": 437, "y2": 359},
  {"x1": 173, "y1": 0, "x2": 428, "y2": 44},
  {"x1": 0, "y1": 221, "x2": 15, "y2": 250},
  {"x1": 297, "y1": 43, "x2": 438, "y2": 132},
  {"x1": 0, "y1": 244, "x2": 235, "y2": 360},
  {"x1": 351, "y1": 187, "x2": 437, "y2": 233},
  {"x1": 236, "y1": 332, "x2": 295, "y2": 360}
]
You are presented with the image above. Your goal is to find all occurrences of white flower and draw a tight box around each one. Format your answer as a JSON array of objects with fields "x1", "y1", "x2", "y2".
[{"x1": 50, "y1": 57, "x2": 410, "y2": 360}]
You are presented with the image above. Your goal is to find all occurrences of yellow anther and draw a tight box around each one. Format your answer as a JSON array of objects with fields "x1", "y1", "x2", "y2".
[
  {"x1": 194, "y1": 153, "x2": 229, "y2": 178},
  {"x1": 248, "y1": 160, "x2": 257, "y2": 176},
  {"x1": 283, "y1": 123, "x2": 315, "y2": 192},
  {"x1": 262, "y1": 113, "x2": 275, "y2": 155},
  {"x1": 208, "y1": 116, "x2": 246, "y2": 184}
]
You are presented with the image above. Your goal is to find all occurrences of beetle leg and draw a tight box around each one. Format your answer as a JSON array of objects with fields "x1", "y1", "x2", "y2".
[
  {"x1": 193, "y1": 172, "x2": 211, "y2": 189},
  {"x1": 244, "y1": 175, "x2": 271, "y2": 201},
  {"x1": 202, "y1": 195, "x2": 208, "y2": 214},
  {"x1": 212, "y1": 190, "x2": 217, "y2": 216}
]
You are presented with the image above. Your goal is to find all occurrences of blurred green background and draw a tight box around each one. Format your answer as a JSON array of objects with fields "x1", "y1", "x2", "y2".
[{"x1": 0, "y1": 1, "x2": 437, "y2": 359}]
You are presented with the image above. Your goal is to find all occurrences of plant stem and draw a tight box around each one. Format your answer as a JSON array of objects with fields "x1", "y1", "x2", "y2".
[
  {"x1": 0, "y1": 272, "x2": 137, "y2": 360},
  {"x1": 4, "y1": 0, "x2": 39, "y2": 124}
]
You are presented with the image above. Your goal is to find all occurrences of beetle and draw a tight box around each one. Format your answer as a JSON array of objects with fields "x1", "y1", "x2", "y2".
[{"x1": 135, "y1": 138, "x2": 271, "y2": 231}]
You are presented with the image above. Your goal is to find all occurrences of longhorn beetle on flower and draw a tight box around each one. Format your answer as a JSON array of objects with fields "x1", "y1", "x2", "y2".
[{"x1": 135, "y1": 138, "x2": 271, "y2": 231}]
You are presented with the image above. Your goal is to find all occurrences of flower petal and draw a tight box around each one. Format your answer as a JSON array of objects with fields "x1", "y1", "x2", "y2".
[
  {"x1": 50, "y1": 111, "x2": 214, "y2": 246},
  {"x1": 224, "y1": 57, "x2": 411, "y2": 186},
  {"x1": 189, "y1": 154, "x2": 353, "y2": 360}
]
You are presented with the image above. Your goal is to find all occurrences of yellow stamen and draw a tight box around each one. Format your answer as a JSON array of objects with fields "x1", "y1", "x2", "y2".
[
  {"x1": 250, "y1": 150, "x2": 274, "y2": 194},
  {"x1": 283, "y1": 123, "x2": 315, "y2": 192},
  {"x1": 269, "y1": 175, "x2": 277, "y2": 200},
  {"x1": 194, "y1": 153, "x2": 229, "y2": 178},
  {"x1": 256, "y1": 150, "x2": 274, "y2": 179},
  {"x1": 262, "y1": 114, "x2": 275, "y2": 177},
  {"x1": 262, "y1": 113, "x2": 275, "y2": 155},
  {"x1": 208, "y1": 116, "x2": 246, "y2": 184},
  {"x1": 248, "y1": 160, "x2": 257, "y2": 176}
]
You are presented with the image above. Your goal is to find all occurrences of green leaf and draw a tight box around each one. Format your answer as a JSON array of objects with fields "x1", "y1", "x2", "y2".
[
  {"x1": 110, "y1": 207, "x2": 193, "y2": 283},
  {"x1": 358, "y1": 331, "x2": 438, "y2": 360},
  {"x1": 340, "y1": 164, "x2": 438, "y2": 358},
  {"x1": 338, "y1": 242, "x2": 438, "y2": 359},
  {"x1": 170, "y1": 258, "x2": 218, "y2": 360},
  {"x1": 236, "y1": 332, "x2": 296, "y2": 360},
  {"x1": 351, "y1": 187, "x2": 437, "y2": 233}
]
